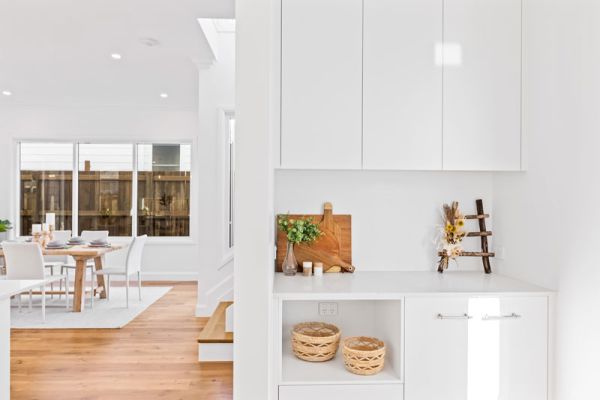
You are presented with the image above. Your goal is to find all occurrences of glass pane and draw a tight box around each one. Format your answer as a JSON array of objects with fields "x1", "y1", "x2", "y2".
[
  {"x1": 228, "y1": 117, "x2": 235, "y2": 248},
  {"x1": 137, "y1": 144, "x2": 191, "y2": 237},
  {"x1": 78, "y1": 144, "x2": 133, "y2": 236},
  {"x1": 19, "y1": 143, "x2": 73, "y2": 235}
]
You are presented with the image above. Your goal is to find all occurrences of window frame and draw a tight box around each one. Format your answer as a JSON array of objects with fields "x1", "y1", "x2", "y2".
[
  {"x1": 219, "y1": 108, "x2": 235, "y2": 266},
  {"x1": 14, "y1": 138, "x2": 196, "y2": 244}
]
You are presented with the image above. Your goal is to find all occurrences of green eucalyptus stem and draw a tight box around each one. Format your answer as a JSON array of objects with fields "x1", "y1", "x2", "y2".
[{"x1": 277, "y1": 214, "x2": 323, "y2": 245}]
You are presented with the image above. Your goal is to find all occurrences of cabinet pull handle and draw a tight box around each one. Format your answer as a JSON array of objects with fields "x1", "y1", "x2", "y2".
[
  {"x1": 436, "y1": 313, "x2": 472, "y2": 320},
  {"x1": 482, "y1": 313, "x2": 522, "y2": 320}
]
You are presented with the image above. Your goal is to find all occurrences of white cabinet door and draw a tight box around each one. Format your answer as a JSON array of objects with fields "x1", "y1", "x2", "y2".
[
  {"x1": 281, "y1": 0, "x2": 363, "y2": 169},
  {"x1": 442, "y1": 0, "x2": 522, "y2": 171},
  {"x1": 465, "y1": 296, "x2": 548, "y2": 400},
  {"x1": 497, "y1": 297, "x2": 548, "y2": 400},
  {"x1": 363, "y1": 0, "x2": 443, "y2": 170},
  {"x1": 406, "y1": 296, "x2": 548, "y2": 400},
  {"x1": 405, "y1": 297, "x2": 469, "y2": 400},
  {"x1": 279, "y1": 384, "x2": 404, "y2": 400}
]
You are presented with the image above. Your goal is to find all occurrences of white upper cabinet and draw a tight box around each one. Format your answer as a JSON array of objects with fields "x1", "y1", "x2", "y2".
[
  {"x1": 279, "y1": 0, "x2": 522, "y2": 171},
  {"x1": 442, "y1": 0, "x2": 522, "y2": 171},
  {"x1": 280, "y1": 0, "x2": 363, "y2": 169},
  {"x1": 363, "y1": 0, "x2": 443, "y2": 170}
]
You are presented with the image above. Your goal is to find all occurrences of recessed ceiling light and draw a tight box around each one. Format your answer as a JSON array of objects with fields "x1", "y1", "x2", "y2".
[
  {"x1": 160, "y1": 93, "x2": 169, "y2": 99},
  {"x1": 110, "y1": 53, "x2": 122, "y2": 60},
  {"x1": 1, "y1": 90, "x2": 12, "y2": 96}
]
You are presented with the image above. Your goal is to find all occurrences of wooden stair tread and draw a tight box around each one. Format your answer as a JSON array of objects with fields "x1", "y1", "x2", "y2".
[{"x1": 198, "y1": 301, "x2": 234, "y2": 344}]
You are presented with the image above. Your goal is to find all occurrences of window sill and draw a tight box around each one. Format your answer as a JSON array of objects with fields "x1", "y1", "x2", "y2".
[
  {"x1": 16, "y1": 236, "x2": 197, "y2": 246},
  {"x1": 110, "y1": 237, "x2": 197, "y2": 246}
]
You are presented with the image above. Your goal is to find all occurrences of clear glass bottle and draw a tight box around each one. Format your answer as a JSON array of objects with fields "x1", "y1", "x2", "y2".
[{"x1": 282, "y1": 241, "x2": 298, "y2": 276}]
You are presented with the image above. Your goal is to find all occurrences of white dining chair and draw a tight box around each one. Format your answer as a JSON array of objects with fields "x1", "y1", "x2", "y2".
[
  {"x1": 61, "y1": 230, "x2": 109, "y2": 308},
  {"x1": 3, "y1": 242, "x2": 69, "y2": 322},
  {"x1": 44, "y1": 230, "x2": 71, "y2": 299},
  {"x1": 94, "y1": 235, "x2": 146, "y2": 308}
]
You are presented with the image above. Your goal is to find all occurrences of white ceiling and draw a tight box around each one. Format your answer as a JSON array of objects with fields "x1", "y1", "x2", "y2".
[{"x1": 0, "y1": 0, "x2": 234, "y2": 108}]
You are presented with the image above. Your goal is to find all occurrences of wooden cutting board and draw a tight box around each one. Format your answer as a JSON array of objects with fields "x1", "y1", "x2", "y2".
[{"x1": 275, "y1": 203, "x2": 352, "y2": 272}]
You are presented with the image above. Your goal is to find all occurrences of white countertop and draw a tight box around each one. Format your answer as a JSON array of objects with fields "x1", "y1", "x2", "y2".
[
  {"x1": 0, "y1": 279, "x2": 46, "y2": 300},
  {"x1": 273, "y1": 271, "x2": 552, "y2": 300}
]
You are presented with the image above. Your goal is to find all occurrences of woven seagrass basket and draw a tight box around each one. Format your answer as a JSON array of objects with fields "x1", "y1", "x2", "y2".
[
  {"x1": 342, "y1": 336, "x2": 386, "y2": 375},
  {"x1": 291, "y1": 322, "x2": 341, "y2": 362}
]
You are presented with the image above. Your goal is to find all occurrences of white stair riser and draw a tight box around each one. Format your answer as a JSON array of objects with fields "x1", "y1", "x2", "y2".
[
  {"x1": 225, "y1": 303, "x2": 234, "y2": 333},
  {"x1": 198, "y1": 343, "x2": 233, "y2": 362}
]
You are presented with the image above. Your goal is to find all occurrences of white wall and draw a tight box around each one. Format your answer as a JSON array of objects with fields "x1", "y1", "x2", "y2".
[
  {"x1": 195, "y1": 30, "x2": 236, "y2": 315},
  {"x1": 493, "y1": 0, "x2": 600, "y2": 398},
  {"x1": 0, "y1": 105, "x2": 200, "y2": 279},
  {"x1": 276, "y1": 170, "x2": 494, "y2": 271},
  {"x1": 234, "y1": 0, "x2": 275, "y2": 397}
]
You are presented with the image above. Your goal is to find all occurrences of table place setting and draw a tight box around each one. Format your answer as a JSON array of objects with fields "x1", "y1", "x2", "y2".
[
  {"x1": 67, "y1": 236, "x2": 85, "y2": 246},
  {"x1": 45, "y1": 240, "x2": 68, "y2": 250},
  {"x1": 88, "y1": 239, "x2": 111, "y2": 248}
]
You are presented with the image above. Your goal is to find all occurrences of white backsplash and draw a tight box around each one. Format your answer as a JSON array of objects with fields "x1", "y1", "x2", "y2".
[{"x1": 275, "y1": 169, "x2": 494, "y2": 271}]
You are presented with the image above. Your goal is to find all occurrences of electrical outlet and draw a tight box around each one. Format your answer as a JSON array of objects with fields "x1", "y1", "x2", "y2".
[
  {"x1": 319, "y1": 302, "x2": 338, "y2": 316},
  {"x1": 497, "y1": 246, "x2": 506, "y2": 260}
]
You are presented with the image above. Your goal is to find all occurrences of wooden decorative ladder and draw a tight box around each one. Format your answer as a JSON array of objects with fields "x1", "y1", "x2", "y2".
[{"x1": 438, "y1": 199, "x2": 495, "y2": 274}]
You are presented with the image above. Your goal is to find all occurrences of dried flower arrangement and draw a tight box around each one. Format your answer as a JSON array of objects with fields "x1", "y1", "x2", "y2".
[{"x1": 438, "y1": 201, "x2": 466, "y2": 272}]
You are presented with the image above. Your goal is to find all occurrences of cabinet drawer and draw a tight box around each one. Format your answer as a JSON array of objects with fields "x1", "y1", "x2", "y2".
[{"x1": 279, "y1": 384, "x2": 404, "y2": 400}]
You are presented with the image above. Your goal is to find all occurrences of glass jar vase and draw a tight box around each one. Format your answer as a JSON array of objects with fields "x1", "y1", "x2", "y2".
[{"x1": 282, "y1": 241, "x2": 298, "y2": 276}]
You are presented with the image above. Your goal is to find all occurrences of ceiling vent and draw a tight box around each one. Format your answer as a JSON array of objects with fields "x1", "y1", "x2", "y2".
[{"x1": 139, "y1": 37, "x2": 161, "y2": 47}]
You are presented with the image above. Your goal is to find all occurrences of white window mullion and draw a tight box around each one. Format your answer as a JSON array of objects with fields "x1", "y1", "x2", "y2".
[
  {"x1": 15, "y1": 141, "x2": 22, "y2": 237},
  {"x1": 72, "y1": 142, "x2": 79, "y2": 236},
  {"x1": 131, "y1": 143, "x2": 138, "y2": 238}
]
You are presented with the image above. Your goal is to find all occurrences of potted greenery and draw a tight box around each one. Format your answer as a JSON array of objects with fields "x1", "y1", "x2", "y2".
[
  {"x1": 278, "y1": 215, "x2": 322, "y2": 276},
  {"x1": 0, "y1": 219, "x2": 12, "y2": 241}
]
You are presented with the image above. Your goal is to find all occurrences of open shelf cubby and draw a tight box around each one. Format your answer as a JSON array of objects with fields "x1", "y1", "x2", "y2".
[{"x1": 279, "y1": 299, "x2": 403, "y2": 386}]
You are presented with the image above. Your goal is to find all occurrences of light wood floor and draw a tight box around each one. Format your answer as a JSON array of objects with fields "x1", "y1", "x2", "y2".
[{"x1": 11, "y1": 282, "x2": 233, "y2": 400}]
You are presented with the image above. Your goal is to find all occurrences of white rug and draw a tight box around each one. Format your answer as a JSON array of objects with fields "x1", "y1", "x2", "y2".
[{"x1": 10, "y1": 286, "x2": 172, "y2": 329}]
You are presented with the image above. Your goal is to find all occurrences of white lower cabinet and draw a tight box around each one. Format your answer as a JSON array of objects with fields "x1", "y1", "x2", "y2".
[
  {"x1": 496, "y1": 297, "x2": 548, "y2": 400},
  {"x1": 274, "y1": 289, "x2": 549, "y2": 400},
  {"x1": 405, "y1": 296, "x2": 548, "y2": 400},
  {"x1": 279, "y1": 384, "x2": 404, "y2": 400},
  {"x1": 405, "y1": 297, "x2": 469, "y2": 400}
]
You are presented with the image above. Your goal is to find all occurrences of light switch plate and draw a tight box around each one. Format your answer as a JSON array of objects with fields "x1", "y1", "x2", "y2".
[{"x1": 318, "y1": 302, "x2": 338, "y2": 316}]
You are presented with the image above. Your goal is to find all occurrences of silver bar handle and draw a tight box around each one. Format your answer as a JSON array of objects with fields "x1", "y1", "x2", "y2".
[
  {"x1": 482, "y1": 313, "x2": 522, "y2": 321},
  {"x1": 437, "y1": 313, "x2": 472, "y2": 320}
]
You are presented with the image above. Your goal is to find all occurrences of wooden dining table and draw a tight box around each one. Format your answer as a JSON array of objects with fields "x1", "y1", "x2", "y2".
[{"x1": 0, "y1": 243, "x2": 127, "y2": 312}]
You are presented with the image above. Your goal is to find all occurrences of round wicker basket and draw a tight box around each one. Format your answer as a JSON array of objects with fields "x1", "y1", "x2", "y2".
[
  {"x1": 291, "y1": 322, "x2": 341, "y2": 362},
  {"x1": 342, "y1": 336, "x2": 386, "y2": 375}
]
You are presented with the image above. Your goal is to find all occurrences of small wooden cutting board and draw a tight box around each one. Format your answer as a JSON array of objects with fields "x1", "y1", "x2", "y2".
[{"x1": 275, "y1": 203, "x2": 353, "y2": 272}]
